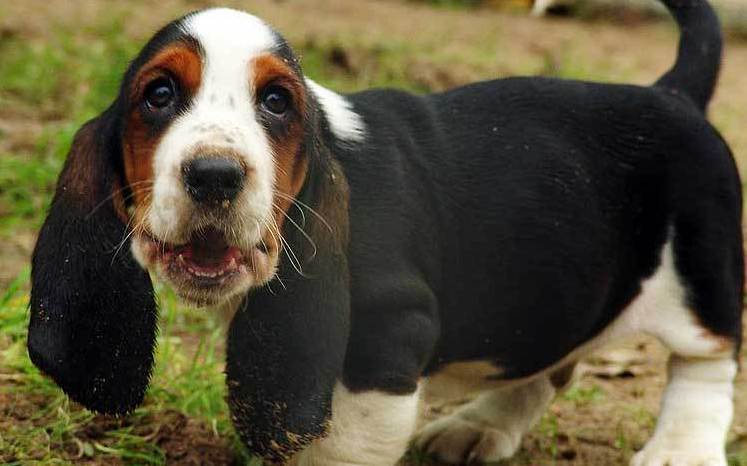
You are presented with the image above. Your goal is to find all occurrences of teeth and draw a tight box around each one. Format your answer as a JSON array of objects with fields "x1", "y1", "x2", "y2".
[{"x1": 176, "y1": 252, "x2": 245, "y2": 280}]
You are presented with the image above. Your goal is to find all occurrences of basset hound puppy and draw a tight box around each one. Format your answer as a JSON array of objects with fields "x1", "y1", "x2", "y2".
[{"x1": 28, "y1": 1, "x2": 742, "y2": 465}]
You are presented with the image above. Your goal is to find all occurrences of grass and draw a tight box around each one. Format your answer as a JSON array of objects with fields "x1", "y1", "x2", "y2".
[
  {"x1": 537, "y1": 413, "x2": 561, "y2": 463},
  {"x1": 561, "y1": 384, "x2": 605, "y2": 407},
  {"x1": 0, "y1": 21, "x2": 137, "y2": 235},
  {"x1": 0, "y1": 270, "x2": 244, "y2": 464}
]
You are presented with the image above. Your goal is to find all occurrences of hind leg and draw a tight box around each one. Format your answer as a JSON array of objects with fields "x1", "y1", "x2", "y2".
[
  {"x1": 632, "y1": 356, "x2": 736, "y2": 466},
  {"x1": 414, "y1": 365, "x2": 574, "y2": 463},
  {"x1": 632, "y1": 236, "x2": 742, "y2": 466}
]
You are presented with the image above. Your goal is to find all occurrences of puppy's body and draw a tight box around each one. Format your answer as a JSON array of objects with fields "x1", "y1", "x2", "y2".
[
  {"x1": 28, "y1": 0, "x2": 742, "y2": 465},
  {"x1": 341, "y1": 80, "x2": 740, "y2": 387}
]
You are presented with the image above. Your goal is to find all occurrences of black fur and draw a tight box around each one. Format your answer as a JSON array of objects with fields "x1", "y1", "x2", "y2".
[
  {"x1": 339, "y1": 79, "x2": 741, "y2": 389},
  {"x1": 226, "y1": 91, "x2": 352, "y2": 461},
  {"x1": 332, "y1": 0, "x2": 742, "y2": 394},
  {"x1": 226, "y1": 181, "x2": 350, "y2": 462},
  {"x1": 656, "y1": 0, "x2": 722, "y2": 111},
  {"x1": 27, "y1": 16, "x2": 197, "y2": 415},
  {"x1": 28, "y1": 113, "x2": 158, "y2": 415}
]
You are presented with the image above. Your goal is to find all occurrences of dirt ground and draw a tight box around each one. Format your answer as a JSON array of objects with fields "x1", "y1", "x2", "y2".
[
  {"x1": 2, "y1": 0, "x2": 747, "y2": 465},
  {"x1": 0, "y1": 390, "x2": 236, "y2": 466}
]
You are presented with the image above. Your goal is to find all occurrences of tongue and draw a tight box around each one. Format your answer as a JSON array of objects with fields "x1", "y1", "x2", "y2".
[{"x1": 184, "y1": 228, "x2": 232, "y2": 268}]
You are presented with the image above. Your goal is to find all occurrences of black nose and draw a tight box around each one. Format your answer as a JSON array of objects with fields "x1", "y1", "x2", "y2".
[{"x1": 182, "y1": 157, "x2": 245, "y2": 205}]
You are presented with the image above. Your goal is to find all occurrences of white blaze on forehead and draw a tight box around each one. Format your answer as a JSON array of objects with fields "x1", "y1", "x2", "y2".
[
  {"x1": 183, "y1": 8, "x2": 277, "y2": 79},
  {"x1": 148, "y1": 8, "x2": 279, "y2": 245},
  {"x1": 182, "y1": 8, "x2": 277, "y2": 110}
]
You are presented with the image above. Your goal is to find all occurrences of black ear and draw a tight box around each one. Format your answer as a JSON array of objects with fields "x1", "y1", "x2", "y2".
[
  {"x1": 226, "y1": 157, "x2": 352, "y2": 462},
  {"x1": 28, "y1": 112, "x2": 158, "y2": 415}
]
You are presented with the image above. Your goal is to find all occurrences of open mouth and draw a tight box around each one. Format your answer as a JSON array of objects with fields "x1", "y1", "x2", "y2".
[
  {"x1": 146, "y1": 227, "x2": 264, "y2": 288},
  {"x1": 136, "y1": 224, "x2": 278, "y2": 305}
]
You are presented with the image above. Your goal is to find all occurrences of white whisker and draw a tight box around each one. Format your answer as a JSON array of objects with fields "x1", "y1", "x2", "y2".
[
  {"x1": 86, "y1": 181, "x2": 154, "y2": 219},
  {"x1": 274, "y1": 191, "x2": 332, "y2": 233},
  {"x1": 273, "y1": 202, "x2": 317, "y2": 262}
]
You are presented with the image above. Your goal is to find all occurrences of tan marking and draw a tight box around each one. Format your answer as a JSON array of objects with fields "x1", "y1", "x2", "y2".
[
  {"x1": 427, "y1": 361, "x2": 506, "y2": 401},
  {"x1": 698, "y1": 328, "x2": 735, "y2": 355},
  {"x1": 122, "y1": 43, "x2": 202, "y2": 229},
  {"x1": 549, "y1": 363, "x2": 577, "y2": 390},
  {"x1": 250, "y1": 54, "x2": 309, "y2": 255}
]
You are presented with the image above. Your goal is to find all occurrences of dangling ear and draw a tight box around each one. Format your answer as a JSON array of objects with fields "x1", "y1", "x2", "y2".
[{"x1": 28, "y1": 109, "x2": 158, "y2": 415}]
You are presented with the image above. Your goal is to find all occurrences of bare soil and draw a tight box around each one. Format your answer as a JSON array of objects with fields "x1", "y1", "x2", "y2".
[{"x1": 0, "y1": 387, "x2": 235, "y2": 465}]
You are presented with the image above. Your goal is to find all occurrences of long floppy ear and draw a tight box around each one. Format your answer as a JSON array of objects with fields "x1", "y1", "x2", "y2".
[
  {"x1": 28, "y1": 111, "x2": 158, "y2": 415},
  {"x1": 226, "y1": 155, "x2": 351, "y2": 462}
]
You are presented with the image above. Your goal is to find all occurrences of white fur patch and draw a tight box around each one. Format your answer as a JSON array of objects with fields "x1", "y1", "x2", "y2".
[
  {"x1": 291, "y1": 383, "x2": 419, "y2": 466},
  {"x1": 149, "y1": 8, "x2": 278, "y2": 248},
  {"x1": 631, "y1": 357, "x2": 736, "y2": 466},
  {"x1": 538, "y1": 240, "x2": 730, "y2": 372},
  {"x1": 530, "y1": 0, "x2": 574, "y2": 16},
  {"x1": 306, "y1": 79, "x2": 366, "y2": 144},
  {"x1": 184, "y1": 8, "x2": 276, "y2": 58}
]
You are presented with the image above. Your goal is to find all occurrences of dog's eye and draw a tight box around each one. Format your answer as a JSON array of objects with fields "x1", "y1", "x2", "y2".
[
  {"x1": 144, "y1": 77, "x2": 176, "y2": 110},
  {"x1": 261, "y1": 86, "x2": 291, "y2": 115}
]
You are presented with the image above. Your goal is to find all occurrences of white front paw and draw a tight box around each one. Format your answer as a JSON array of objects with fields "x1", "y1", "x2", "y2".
[{"x1": 413, "y1": 415, "x2": 521, "y2": 464}]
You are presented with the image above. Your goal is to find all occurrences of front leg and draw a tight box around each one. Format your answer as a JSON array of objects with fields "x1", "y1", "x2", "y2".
[
  {"x1": 291, "y1": 288, "x2": 440, "y2": 466},
  {"x1": 290, "y1": 382, "x2": 422, "y2": 466},
  {"x1": 225, "y1": 250, "x2": 350, "y2": 463}
]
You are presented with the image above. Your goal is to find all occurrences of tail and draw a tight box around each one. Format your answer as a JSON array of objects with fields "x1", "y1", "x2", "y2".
[{"x1": 656, "y1": 0, "x2": 722, "y2": 112}]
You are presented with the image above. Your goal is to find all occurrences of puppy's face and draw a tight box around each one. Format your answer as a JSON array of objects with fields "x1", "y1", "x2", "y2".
[{"x1": 122, "y1": 9, "x2": 309, "y2": 306}]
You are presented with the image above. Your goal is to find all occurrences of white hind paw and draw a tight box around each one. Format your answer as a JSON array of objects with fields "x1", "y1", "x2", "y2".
[{"x1": 630, "y1": 446, "x2": 726, "y2": 466}]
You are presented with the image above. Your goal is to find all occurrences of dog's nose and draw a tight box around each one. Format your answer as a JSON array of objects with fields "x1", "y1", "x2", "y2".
[{"x1": 182, "y1": 157, "x2": 245, "y2": 205}]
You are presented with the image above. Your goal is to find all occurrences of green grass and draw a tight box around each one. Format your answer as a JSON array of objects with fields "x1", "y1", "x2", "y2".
[
  {"x1": 0, "y1": 270, "x2": 250, "y2": 464},
  {"x1": 537, "y1": 413, "x2": 561, "y2": 463},
  {"x1": 561, "y1": 383, "x2": 605, "y2": 407},
  {"x1": 0, "y1": 20, "x2": 137, "y2": 235}
]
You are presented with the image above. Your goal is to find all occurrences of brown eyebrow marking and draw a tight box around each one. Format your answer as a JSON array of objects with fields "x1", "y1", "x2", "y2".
[
  {"x1": 250, "y1": 53, "x2": 309, "y2": 250},
  {"x1": 129, "y1": 42, "x2": 203, "y2": 102},
  {"x1": 122, "y1": 42, "x2": 203, "y2": 229},
  {"x1": 251, "y1": 54, "x2": 306, "y2": 110}
]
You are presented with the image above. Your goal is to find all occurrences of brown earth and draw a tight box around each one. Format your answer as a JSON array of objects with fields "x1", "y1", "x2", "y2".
[{"x1": 0, "y1": 388, "x2": 234, "y2": 465}]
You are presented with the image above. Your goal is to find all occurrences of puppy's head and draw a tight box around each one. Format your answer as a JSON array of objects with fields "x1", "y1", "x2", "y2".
[
  {"x1": 124, "y1": 9, "x2": 316, "y2": 306},
  {"x1": 29, "y1": 8, "x2": 363, "y2": 414}
]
